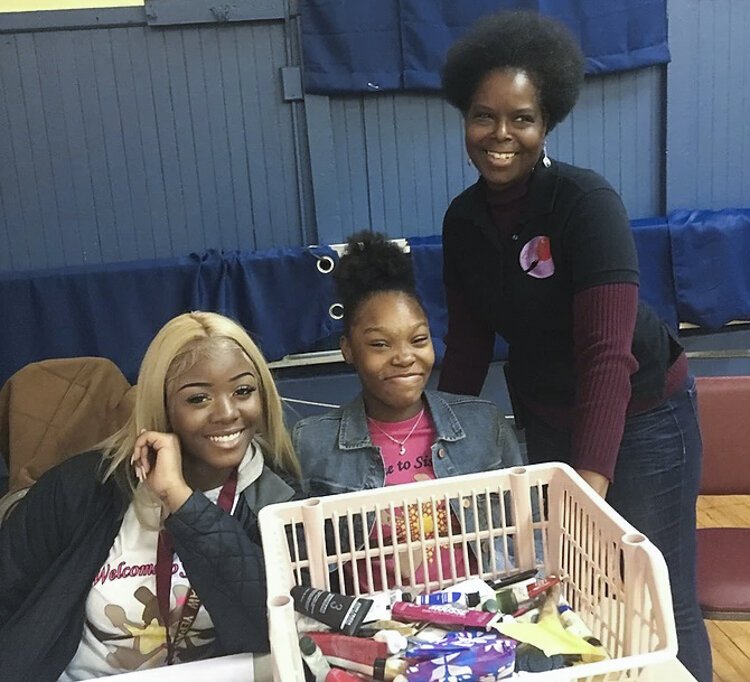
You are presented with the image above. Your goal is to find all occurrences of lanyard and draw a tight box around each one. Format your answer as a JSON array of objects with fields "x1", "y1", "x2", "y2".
[{"x1": 155, "y1": 468, "x2": 238, "y2": 663}]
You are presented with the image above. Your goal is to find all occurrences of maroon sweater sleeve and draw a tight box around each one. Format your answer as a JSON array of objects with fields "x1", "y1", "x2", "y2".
[
  {"x1": 571, "y1": 281, "x2": 640, "y2": 480},
  {"x1": 437, "y1": 286, "x2": 495, "y2": 396}
]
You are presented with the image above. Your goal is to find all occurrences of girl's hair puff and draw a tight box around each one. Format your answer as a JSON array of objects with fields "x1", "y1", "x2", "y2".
[{"x1": 334, "y1": 231, "x2": 422, "y2": 334}]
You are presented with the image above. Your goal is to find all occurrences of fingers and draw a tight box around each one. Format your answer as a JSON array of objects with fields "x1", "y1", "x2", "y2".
[
  {"x1": 130, "y1": 444, "x2": 149, "y2": 483},
  {"x1": 131, "y1": 429, "x2": 156, "y2": 484},
  {"x1": 131, "y1": 429, "x2": 183, "y2": 490}
]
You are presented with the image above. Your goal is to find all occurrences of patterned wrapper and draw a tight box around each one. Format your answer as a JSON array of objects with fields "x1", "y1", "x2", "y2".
[{"x1": 402, "y1": 633, "x2": 516, "y2": 681}]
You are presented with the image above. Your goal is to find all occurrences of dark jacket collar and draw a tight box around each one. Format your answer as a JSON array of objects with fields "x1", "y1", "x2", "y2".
[
  {"x1": 518, "y1": 158, "x2": 559, "y2": 223},
  {"x1": 455, "y1": 161, "x2": 559, "y2": 252},
  {"x1": 454, "y1": 159, "x2": 560, "y2": 238},
  {"x1": 241, "y1": 464, "x2": 298, "y2": 515}
]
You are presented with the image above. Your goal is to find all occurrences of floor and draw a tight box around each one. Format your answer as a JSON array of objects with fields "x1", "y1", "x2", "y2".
[{"x1": 697, "y1": 495, "x2": 750, "y2": 682}]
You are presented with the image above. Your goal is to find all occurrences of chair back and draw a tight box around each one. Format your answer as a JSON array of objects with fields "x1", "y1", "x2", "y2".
[
  {"x1": 0, "y1": 357, "x2": 134, "y2": 492},
  {"x1": 695, "y1": 375, "x2": 750, "y2": 496}
]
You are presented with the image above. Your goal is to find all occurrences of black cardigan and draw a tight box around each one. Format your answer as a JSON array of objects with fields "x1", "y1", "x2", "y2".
[
  {"x1": 0, "y1": 451, "x2": 298, "y2": 682},
  {"x1": 442, "y1": 161, "x2": 680, "y2": 405}
]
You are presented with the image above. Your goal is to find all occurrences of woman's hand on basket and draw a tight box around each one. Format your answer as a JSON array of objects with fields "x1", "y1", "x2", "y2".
[
  {"x1": 576, "y1": 469, "x2": 610, "y2": 498},
  {"x1": 132, "y1": 430, "x2": 193, "y2": 513}
]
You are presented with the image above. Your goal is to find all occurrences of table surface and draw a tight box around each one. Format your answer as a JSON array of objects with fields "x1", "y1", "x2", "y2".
[
  {"x1": 101, "y1": 653, "x2": 261, "y2": 682},
  {"x1": 95, "y1": 652, "x2": 698, "y2": 682}
]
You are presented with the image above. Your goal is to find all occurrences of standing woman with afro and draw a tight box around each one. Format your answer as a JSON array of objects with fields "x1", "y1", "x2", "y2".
[{"x1": 438, "y1": 10, "x2": 711, "y2": 681}]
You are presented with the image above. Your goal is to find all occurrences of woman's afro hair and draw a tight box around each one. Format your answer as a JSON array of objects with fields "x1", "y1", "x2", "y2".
[
  {"x1": 334, "y1": 231, "x2": 419, "y2": 332},
  {"x1": 441, "y1": 10, "x2": 585, "y2": 131}
]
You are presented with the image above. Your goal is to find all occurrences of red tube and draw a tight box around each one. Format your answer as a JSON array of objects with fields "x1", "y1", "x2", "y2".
[
  {"x1": 527, "y1": 576, "x2": 561, "y2": 599},
  {"x1": 308, "y1": 632, "x2": 388, "y2": 675},
  {"x1": 325, "y1": 669, "x2": 370, "y2": 682},
  {"x1": 390, "y1": 601, "x2": 497, "y2": 629}
]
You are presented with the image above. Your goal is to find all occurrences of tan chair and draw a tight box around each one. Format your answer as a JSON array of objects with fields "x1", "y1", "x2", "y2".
[
  {"x1": 0, "y1": 357, "x2": 134, "y2": 522},
  {"x1": 695, "y1": 375, "x2": 750, "y2": 619}
]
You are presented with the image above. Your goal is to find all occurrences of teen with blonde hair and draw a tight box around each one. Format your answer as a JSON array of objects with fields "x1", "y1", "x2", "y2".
[{"x1": 0, "y1": 311, "x2": 301, "y2": 682}]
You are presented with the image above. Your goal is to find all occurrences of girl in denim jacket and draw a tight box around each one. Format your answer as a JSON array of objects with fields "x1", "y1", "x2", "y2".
[{"x1": 293, "y1": 232, "x2": 522, "y2": 591}]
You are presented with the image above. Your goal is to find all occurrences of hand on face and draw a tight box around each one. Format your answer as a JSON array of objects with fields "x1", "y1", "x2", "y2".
[{"x1": 132, "y1": 429, "x2": 192, "y2": 512}]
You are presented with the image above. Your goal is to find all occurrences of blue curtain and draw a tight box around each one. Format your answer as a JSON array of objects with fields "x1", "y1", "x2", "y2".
[
  {"x1": 0, "y1": 247, "x2": 339, "y2": 385},
  {"x1": 2, "y1": 210, "x2": 747, "y2": 388},
  {"x1": 669, "y1": 209, "x2": 750, "y2": 330},
  {"x1": 301, "y1": 0, "x2": 669, "y2": 94}
]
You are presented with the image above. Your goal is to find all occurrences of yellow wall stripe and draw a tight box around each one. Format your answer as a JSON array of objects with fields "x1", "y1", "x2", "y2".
[{"x1": 0, "y1": 1, "x2": 142, "y2": 12}]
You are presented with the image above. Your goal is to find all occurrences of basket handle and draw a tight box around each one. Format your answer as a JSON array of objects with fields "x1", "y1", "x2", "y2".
[
  {"x1": 509, "y1": 467, "x2": 537, "y2": 570},
  {"x1": 301, "y1": 498, "x2": 328, "y2": 588}
]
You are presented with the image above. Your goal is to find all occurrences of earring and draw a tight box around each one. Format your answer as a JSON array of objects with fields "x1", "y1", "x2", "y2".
[{"x1": 542, "y1": 142, "x2": 551, "y2": 168}]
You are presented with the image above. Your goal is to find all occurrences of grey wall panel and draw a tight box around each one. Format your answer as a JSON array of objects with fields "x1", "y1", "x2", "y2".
[
  {"x1": 145, "y1": 29, "x2": 191, "y2": 257},
  {"x1": 144, "y1": 0, "x2": 286, "y2": 26},
  {"x1": 0, "y1": 40, "x2": 28, "y2": 271},
  {"x1": 322, "y1": 67, "x2": 663, "y2": 241},
  {"x1": 3, "y1": 2, "x2": 745, "y2": 273},
  {"x1": 110, "y1": 28, "x2": 160, "y2": 260},
  {"x1": 292, "y1": 87, "x2": 316, "y2": 247},
  {"x1": 330, "y1": 98, "x2": 369, "y2": 239},
  {"x1": 1, "y1": 34, "x2": 51, "y2": 269},
  {"x1": 301, "y1": 93, "x2": 342, "y2": 244},
  {"x1": 121, "y1": 27, "x2": 172, "y2": 257},
  {"x1": 550, "y1": 67, "x2": 664, "y2": 219},
  {"x1": 94, "y1": 30, "x2": 141, "y2": 262},
  {"x1": 0, "y1": 18, "x2": 311, "y2": 271},
  {"x1": 251, "y1": 23, "x2": 304, "y2": 250},
  {"x1": 75, "y1": 31, "x2": 126, "y2": 263},
  {"x1": 363, "y1": 97, "x2": 402, "y2": 239},
  {"x1": 327, "y1": 94, "x2": 477, "y2": 242},
  {"x1": 31, "y1": 33, "x2": 81, "y2": 267},
  {"x1": 667, "y1": 0, "x2": 750, "y2": 210},
  {"x1": 219, "y1": 26, "x2": 255, "y2": 253},
  {"x1": 54, "y1": 30, "x2": 104, "y2": 265}
]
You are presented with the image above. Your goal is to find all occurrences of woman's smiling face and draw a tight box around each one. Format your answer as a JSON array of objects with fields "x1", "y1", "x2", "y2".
[
  {"x1": 166, "y1": 342, "x2": 262, "y2": 489},
  {"x1": 464, "y1": 68, "x2": 546, "y2": 191}
]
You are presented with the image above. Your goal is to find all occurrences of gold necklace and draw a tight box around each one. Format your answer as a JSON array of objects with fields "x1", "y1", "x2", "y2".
[{"x1": 367, "y1": 407, "x2": 425, "y2": 456}]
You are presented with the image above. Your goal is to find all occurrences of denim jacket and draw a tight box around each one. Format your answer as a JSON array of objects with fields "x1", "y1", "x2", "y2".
[{"x1": 292, "y1": 390, "x2": 522, "y2": 568}]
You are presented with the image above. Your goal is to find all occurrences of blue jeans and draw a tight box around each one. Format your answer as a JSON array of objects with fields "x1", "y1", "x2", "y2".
[{"x1": 524, "y1": 377, "x2": 712, "y2": 682}]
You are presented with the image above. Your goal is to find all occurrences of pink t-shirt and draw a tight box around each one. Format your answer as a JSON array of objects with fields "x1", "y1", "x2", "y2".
[{"x1": 345, "y1": 408, "x2": 476, "y2": 592}]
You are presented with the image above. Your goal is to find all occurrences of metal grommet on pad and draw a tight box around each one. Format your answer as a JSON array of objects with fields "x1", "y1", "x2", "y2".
[
  {"x1": 307, "y1": 247, "x2": 337, "y2": 274},
  {"x1": 329, "y1": 302, "x2": 344, "y2": 320},
  {"x1": 316, "y1": 255, "x2": 335, "y2": 274}
]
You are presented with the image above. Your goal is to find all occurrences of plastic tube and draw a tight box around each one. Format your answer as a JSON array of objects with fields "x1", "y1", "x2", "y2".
[
  {"x1": 390, "y1": 601, "x2": 498, "y2": 629},
  {"x1": 325, "y1": 670, "x2": 370, "y2": 682},
  {"x1": 299, "y1": 635, "x2": 332, "y2": 682},
  {"x1": 291, "y1": 586, "x2": 373, "y2": 636},
  {"x1": 307, "y1": 632, "x2": 389, "y2": 676}
]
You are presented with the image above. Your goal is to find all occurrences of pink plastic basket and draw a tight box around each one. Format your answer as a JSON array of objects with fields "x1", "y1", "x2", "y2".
[{"x1": 258, "y1": 463, "x2": 678, "y2": 681}]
